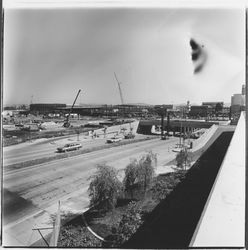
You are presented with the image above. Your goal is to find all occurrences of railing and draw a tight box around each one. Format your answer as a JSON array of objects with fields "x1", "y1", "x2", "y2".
[{"x1": 191, "y1": 124, "x2": 218, "y2": 151}]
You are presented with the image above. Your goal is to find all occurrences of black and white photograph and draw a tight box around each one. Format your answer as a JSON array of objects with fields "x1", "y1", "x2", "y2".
[{"x1": 1, "y1": 0, "x2": 246, "y2": 248}]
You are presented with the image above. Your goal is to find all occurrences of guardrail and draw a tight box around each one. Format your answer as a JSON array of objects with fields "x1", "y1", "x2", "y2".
[{"x1": 192, "y1": 124, "x2": 218, "y2": 151}]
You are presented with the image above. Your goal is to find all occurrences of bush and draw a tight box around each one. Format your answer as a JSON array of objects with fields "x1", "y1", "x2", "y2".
[
  {"x1": 58, "y1": 225, "x2": 102, "y2": 247},
  {"x1": 88, "y1": 164, "x2": 123, "y2": 211},
  {"x1": 151, "y1": 179, "x2": 172, "y2": 201},
  {"x1": 151, "y1": 172, "x2": 186, "y2": 201},
  {"x1": 113, "y1": 201, "x2": 143, "y2": 246}
]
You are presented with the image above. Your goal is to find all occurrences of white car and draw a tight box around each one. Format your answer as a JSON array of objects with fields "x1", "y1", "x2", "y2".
[
  {"x1": 57, "y1": 143, "x2": 82, "y2": 152},
  {"x1": 172, "y1": 144, "x2": 191, "y2": 152},
  {"x1": 106, "y1": 136, "x2": 123, "y2": 143}
]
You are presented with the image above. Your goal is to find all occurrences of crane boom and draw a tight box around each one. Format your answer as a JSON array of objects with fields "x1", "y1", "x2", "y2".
[
  {"x1": 114, "y1": 72, "x2": 124, "y2": 105},
  {"x1": 63, "y1": 89, "x2": 81, "y2": 127}
]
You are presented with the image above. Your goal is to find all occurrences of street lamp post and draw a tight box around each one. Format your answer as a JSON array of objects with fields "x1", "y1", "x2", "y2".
[
  {"x1": 155, "y1": 105, "x2": 167, "y2": 140},
  {"x1": 161, "y1": 112, "x2": 164, "y2": 139}
]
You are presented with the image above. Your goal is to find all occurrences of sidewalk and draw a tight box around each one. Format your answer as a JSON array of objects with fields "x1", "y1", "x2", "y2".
[{"x1": 190, "y1": 113, "x2": 245, "y2": 247}]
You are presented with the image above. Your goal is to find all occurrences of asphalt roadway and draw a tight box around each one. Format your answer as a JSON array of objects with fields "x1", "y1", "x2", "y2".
[
  {"x1": 3, "y1": 122, "x2": 139, "y2": 166},
  {"x1": 4, "y1": 137, "x2": 179, "y2": 210},
  {"x1": 3, "y1": 121, "x2": 236, "y2": 246},
  {"x1": 3, "y1": 134, "x2": 179, "y2": 246}
]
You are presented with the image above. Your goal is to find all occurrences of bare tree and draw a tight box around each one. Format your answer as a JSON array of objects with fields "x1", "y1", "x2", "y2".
[{"x1": 176, "y1": 147, "x2": 192, "y2": 170}]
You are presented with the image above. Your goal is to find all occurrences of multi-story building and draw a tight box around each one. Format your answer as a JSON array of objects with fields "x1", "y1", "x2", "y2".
[
  {"x1": 202, "y1": 102, "x2": 224, "y2": 107},
  {"x1": 242, "y1": 84, "x2": 246, "y2": 95},
  {"x1": 231, "y1": 94, "x2": 245, "y2": 106},
  {"x1": 230, "y1": 85, "x2": 246, "y2": 116}
]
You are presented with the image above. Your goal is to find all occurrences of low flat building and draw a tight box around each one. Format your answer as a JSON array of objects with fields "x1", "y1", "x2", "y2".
[
  {"x1": 30, "y1": 103, "x2": 66, "y2": 115},
  {"x1": 189, "y1": 105, "x2": 208, "y2": 117}
]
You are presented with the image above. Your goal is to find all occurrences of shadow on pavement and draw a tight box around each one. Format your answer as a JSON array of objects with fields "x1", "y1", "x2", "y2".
[{"x1": 3, "y1": 188, "x2": 40, "y2": 225}]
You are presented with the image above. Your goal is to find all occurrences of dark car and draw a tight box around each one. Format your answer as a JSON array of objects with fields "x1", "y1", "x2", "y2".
[
  {"x1": 57, "y1": 143, "x2": 82, "y2": 153},
  {"x1": 124, "y1": 132, "x2": 135, "y2": 139},
  {"x1": 106, "y1": 136, "x2": 123, "y2": 143}
]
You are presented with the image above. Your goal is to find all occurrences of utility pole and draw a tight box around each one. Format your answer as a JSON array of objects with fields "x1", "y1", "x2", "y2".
[
  {"x1": 161, "y1": 112, "x2": 164, "y2": 139},
  {"x1": 180, "y1": 121, "x2": 182, "y2": 146},
  {"x1": 167, "y1": 112, "x2": 170, "y2": 137},
  {"x1": 155, "y1": 105, "x2": 167, "y2": 140}
]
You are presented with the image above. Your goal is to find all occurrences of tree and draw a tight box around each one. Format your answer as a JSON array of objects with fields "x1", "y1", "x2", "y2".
[
  {"x1": 88, "y1": 164, "x2": 122, "y2": 211},
  {"x1": 176, "y1": 148, "x2": 193, "y2": 170},
  {"x1": 123, "y1": 160, "x2": 139, "y2": 199},
  {"x1": 137, "y1": 151, "x2": 157, "y2": 193},
  {"x1": 215, "y1": 102, "x2": 223, "y2": 114}
]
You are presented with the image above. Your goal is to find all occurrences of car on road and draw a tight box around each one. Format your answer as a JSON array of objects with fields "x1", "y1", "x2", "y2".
[
  {"x1": 57, "y1": 143, "x2": 82, "y2": 152},
  {"x1": 106, "y1": 136, "x2": 123, "y2": 143},
  {"x1": 124, "y1": 132, "x2": 135, "y2": 139},
  {"x1": 172, "y1": 144, "x2": 191, "y2": 152}
]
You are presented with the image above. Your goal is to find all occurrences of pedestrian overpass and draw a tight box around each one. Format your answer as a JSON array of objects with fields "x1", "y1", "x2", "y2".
[{"x1": 137, "y1": 119, "x2": 219, "y2": 135}]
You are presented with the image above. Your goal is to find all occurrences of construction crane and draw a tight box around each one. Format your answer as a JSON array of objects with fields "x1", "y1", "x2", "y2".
[
  {"x1": 63, "y1": 89, "x2": 81, "y2": 128},
  {"x1": 114, "y1": 72, "x2": 124, "y2": 105}
]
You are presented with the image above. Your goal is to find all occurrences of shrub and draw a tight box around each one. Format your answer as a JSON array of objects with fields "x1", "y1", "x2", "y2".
[
  {"x1": 58, "y1": 225, "x2": 102, "y2": 247},
  {"x1": 88, "y1": 164, "x2": 123, "y2": 211},
  {"x1": 151, "y1": 178, "x2": 172, "y2": 201},
  {"x1": 151, "y1": 172, "x2": 186, "y2": 201},
  {"x1": 114, "y1": 201, "x2": 143, "y2": 246}
]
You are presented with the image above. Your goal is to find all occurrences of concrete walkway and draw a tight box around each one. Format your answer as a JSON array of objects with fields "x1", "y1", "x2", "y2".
[{"x1": 190, "y1": 112, "x2": 245, "y2": 247}]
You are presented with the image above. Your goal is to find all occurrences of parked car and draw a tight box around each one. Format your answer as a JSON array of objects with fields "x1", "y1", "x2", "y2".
[
  {"x1": 124, "y1": 132, "x2": 135, "y2": 139},
  {"x1": 106, "y1": 136, "x2": 123, "y2": 143},
  {"x1": 172, "y1": 144, "x2": 191, "y2": 152},
  {"x1": 57, "y1": 143, "x2": 82, "y2": 152}
]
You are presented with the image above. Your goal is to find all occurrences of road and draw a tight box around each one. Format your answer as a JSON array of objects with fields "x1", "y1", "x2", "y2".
[
  {"x1": 3, "y1": 135, "x2": 180, "y2": 246},
  {"x1": 3, "y1": 118, "x2": 237, "y2": 246},
  {"x1": 3, "y1": 136, "x2": 112, "y2": 166},
  {"x1": 3, "y1": 122, "x2": 140, "y2": 166},
  {"x1": 4, "y1": 137, "x2": 178, "y2": 212},
  {"x1": 3, "y1": 124, "x2": 235, "y2": 246}
]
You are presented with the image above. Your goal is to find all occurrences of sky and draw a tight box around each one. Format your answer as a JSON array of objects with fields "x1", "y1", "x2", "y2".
[{"x1": 3, "y1": 7, "x2": 245, "y2": 105}]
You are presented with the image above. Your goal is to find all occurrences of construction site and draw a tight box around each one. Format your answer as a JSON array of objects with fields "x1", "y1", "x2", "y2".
[
  {"x1": 2, "y1": 6, "x2": 245, "y2": 247},
  {"x1": 2, "y1": 73, "x2": 245, "y2": 248}
]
